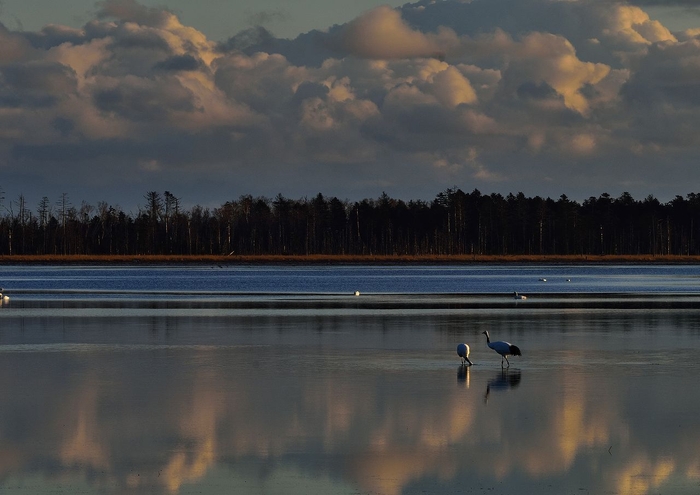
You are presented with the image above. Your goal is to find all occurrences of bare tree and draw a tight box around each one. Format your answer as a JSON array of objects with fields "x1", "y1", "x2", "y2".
[{"x1": 56, "y1": 193, "x2": 71, "y2": 254}]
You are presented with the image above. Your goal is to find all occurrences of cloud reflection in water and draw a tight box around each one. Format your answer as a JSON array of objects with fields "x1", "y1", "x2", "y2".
[{"x1": 0, "y1": 297, "x2": 699, "y2": 494}]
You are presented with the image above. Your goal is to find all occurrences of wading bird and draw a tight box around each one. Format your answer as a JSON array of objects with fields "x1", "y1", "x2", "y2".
[
  {"x1": 457, "y1": 343, "x2": 473, "y2": 366},
  {"x1": 482, "y1": 331, "x2": 521, "y2": 367}
]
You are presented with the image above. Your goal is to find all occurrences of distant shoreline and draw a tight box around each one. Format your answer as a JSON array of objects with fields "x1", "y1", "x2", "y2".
[{"x1": 0, "y1": 254, "x2": 699, "y2": 264}]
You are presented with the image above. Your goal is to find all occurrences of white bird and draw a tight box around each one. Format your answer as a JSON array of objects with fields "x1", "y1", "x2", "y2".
[
  {"x1": 482, "y1": 331, "x2": 521, "y2": 368},
  {"x1": 513, "y1": 291, "x2": 527, "y2": 300},
  {"x1": 354, "y1": 290, "x2": 360, "y2": 296},
  {"x1": 539, "y1": 278, "x2": 547, "y2": 282},
  {"x1": 457, "y1": 343, "x2": 473, "y2": 366}
]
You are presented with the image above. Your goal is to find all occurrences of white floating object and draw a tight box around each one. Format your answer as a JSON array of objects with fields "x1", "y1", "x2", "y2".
[
  {"x1": 539, "y1": 278, "x2": 547, "y2": 282},
  {"x1": 354, "y1": 290, "x2": 360, "y2": 296}
]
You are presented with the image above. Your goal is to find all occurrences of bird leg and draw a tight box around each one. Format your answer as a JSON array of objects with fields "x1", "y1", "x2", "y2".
[{"x1": 504, "y1": 356, "x2": 510, "y2": 367}]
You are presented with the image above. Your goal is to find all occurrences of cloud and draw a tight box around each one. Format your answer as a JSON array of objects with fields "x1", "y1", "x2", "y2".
[
  {"x1": 96, "y1": 0, "x2": 173, "y2": 28},
  {"x1": 429, "y1": 66, "x2": 478, "y2": 107},
  {"x1": 505, "y1": 31, "x2": 611, "y2": 114},
  {"x1": 153, "y1": 54, "x2": 202, "y2": 71},
  {"x1": 1, "y1": 0, "x2": 700, "y2": 207},
  {"x1": 628, "y1": 0, "x2": 700, "y2": 5},
  {"x1": 602, "y1": 4, "x2": 676, "y2": 48},
  {"x1": 334, "y1": 6, "x2": 458, "y2": 59},
  {"x1": 92, "y1": 75, "x2": 197, "y2": 121},
  {"x1": 0, "y1": 22, "x2": 34, "y2": 63},
  {"x1": 2, "y1": 60, "x2": 77, "y2": 96}
]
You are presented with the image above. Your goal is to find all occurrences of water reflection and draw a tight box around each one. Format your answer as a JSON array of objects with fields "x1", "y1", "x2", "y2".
[
  {"x1": 484, "y1": 369, "x2": 521, "y2": 403},
  {"x1": 456, "y1": 365, "x2": 470, "y2": 388},
  {"x1": 0, "y1": 298, "x2": 699, "y2": 494}
]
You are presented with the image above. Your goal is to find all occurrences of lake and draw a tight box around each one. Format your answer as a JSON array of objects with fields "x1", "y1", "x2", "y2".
[{"x1": 0, "y1": 264, "x2": 699, "y2": 494}]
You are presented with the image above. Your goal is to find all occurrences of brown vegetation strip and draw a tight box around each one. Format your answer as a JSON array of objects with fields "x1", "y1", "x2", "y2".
[{"x1": 1, "y1": 254, "x2": 700, "y2": 264}]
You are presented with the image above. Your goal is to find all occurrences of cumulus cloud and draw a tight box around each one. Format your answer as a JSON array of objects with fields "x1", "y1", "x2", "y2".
[
  {"x1": 0, "y1": 0, "x2": 700, "y2": 206},
  {"x1": 429, "y1": 66, "x2": 478, "y2": 107},
  {"x1": 601, "y1": 3, "x2": 676, "y2": 53},
  {"x1": 335, "y1": 5, "x2": 458, "y2": 59},
  {"x1": 508, "y1": 32, "x2": 611, "y2": 114}
]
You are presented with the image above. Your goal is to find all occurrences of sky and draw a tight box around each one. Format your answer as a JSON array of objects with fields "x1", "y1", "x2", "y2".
[{"x1": 2, "y1": 0, "x2": 700, "y2": 212}]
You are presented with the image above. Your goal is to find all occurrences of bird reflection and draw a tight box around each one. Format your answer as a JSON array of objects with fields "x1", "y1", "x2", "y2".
[
  {"x1": 457, "y1": 365, "x2": 471, "y2": 388},
  {"x1": 484, "y1": 369, "x2": 521, "y2": 403}
]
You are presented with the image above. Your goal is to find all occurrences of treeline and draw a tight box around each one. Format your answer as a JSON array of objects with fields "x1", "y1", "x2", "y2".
[{"x1": 2, "y1": 188, "x2": 700, "y2": 256}]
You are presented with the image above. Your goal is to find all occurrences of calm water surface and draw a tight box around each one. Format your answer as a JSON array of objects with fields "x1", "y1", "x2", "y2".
[
  {"x1": 3, "y1": 263, "x2": 700, "y2": 294},
  {"x1": 0, "y1": 265, "x2": 699, "y2": 494}
]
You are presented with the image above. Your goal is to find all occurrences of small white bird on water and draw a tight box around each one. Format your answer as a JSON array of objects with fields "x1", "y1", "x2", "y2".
[
  {"x1": 457, "y1": 343, "x2": 473, "y2": 366},
  {"x1": 482, "y1": 331, "x2": 521, "y2": 367},
  {"x1": 513, "y1": 291, "x2": 527, "y2": 300}
]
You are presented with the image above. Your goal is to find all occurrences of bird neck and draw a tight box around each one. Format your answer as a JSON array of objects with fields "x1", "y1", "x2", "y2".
[{"x1": 484, "y1": 332, "x2": 490, "y2": 343}]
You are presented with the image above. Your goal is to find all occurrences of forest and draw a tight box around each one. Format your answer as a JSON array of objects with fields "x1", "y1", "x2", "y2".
[{"x1": 2, "y1": 188, "x2": 700, "y2": 257}]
